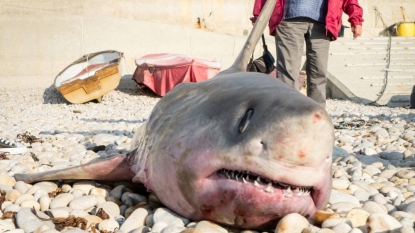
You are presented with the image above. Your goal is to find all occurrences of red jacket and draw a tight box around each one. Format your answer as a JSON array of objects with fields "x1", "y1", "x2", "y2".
[{"x1": 253, "y1": 0, "x2": 364, "y2": 41}]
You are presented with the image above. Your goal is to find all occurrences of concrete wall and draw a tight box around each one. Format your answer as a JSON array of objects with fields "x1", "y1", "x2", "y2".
[
  {"x1": 352, "y1": 0, "x2": 415, "y2": 36},
  {"x1": 0, "y1": 0, "x2": 263, "y2": 88},
  {"x1": 1, "y1": 0, "x2": 414, "y2": 88}
]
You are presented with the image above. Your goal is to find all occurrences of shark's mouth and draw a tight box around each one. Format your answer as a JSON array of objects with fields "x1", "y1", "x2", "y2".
[{"x1": 217, "y1": 168, "x2": 313, "y2": 197}]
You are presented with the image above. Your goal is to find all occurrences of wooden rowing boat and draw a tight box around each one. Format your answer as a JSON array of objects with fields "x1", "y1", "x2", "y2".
[{"x1": 54, "y1": 50, "x2": 123, "y2": 104}]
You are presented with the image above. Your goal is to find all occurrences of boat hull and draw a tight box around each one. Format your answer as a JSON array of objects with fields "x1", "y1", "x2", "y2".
[
  {"x1": 54, "y1": 50, "x2": 122, "y2": 104},
  {"x1": 57, "y1": 64, "x2": 121, "y2": 104}
]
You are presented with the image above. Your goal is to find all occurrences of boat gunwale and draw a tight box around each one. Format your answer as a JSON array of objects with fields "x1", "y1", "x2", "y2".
[{"x1": 54, "y1": 50, "x2": 123, "y2": 88}]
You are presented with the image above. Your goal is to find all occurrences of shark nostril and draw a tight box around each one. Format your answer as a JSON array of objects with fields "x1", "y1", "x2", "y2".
[
  {"x1": 313, "y1": 113, "x2": 323, "y2": 123},
  {"x1": 260, "y1": 140, "x2": 267, "y2": 150}
]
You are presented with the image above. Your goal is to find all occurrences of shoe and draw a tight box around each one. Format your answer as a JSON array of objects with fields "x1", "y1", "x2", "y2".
[{"x1": 0, "y1": 137, "x2": 27, "y2": 154}]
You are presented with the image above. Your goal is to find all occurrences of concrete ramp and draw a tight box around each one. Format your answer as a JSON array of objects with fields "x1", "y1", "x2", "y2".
[{"x1": 327, "y1": 37, "x2": 415, "y2": 107}]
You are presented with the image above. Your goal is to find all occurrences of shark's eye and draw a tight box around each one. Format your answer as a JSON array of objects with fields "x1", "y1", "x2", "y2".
[{"x1": 238, "y1": 109, "x2": 254, "y2": 134}]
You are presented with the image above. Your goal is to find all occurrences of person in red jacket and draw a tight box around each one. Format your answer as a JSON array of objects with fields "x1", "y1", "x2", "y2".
[{"x1": 253, "y1": 0, "x2": 363, "y2": 106}]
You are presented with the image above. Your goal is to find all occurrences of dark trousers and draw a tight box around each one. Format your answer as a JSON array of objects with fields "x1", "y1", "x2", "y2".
[{"x1": 275, "y1": 17, "x2": 330, "y2": 106}]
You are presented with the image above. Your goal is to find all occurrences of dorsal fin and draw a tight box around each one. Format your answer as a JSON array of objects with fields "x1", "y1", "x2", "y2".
[{"x1": 218, "y1": 0, "x2": 277, "y2": 75}]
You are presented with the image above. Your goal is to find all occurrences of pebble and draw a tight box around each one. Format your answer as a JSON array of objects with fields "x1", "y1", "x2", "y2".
[
  {"x1": 366, "y1": 213, "x2": 403, "y2": 232},
  {"x1": 3, "y1": 89, "x2": 415, "y2": 232},
  {"x1": 34, "y1": 182, "x2": 58, "y2": 193},
  {"x1": 83, "y1": 215, "x2": 103, "y2": 229},
  {"x1": 329, "y1": 192, "x2": 360, "y2": 205},
  {"x1": 362, "y1": 201, "x2": 388, "y2": 214},
  {"x1": 120, "y1": 208, "x2": 150, "y2": 233},
  {"x1": 404, "y1": 201, "x2": 415, "y2": 215},
  {"x1": 321, "y1": 217, "x2": 351, "y2": 229},
  {"x1": 332, "y1": 178, "x2": 350, "y2": 190},
  {"x1": 14, "y1": 194, "x2": 35, "y2": 205},
  {"x1": 109, "y1": 185, "x2": 126, "y2": 200},
  {"x1": 98, "y1": 219, "x2": 120, "y2": 232},
  {"x1": 49, "y1": 193, "x2": 75, "y2": 208},
  {"x1": 69, "y1": 196, "x2": 98, "y2": 210},
  {"x1": 4, "y1": 204, "x2": 22, "y2": 213},
  {"x1": 46, "y1": 207, "x2": 72, "y2": 218},
  {"x1": 151, "y1": 221, "x2": 169, "y2": 232},
  {"x1": 7, "y1": 230, "x2": 25, "y2": 233},
  {"x1": 39, "y1": 195, "x2": 51, "y2": 211},
  {"x1": 20, "y1": 200, "x2": 41, "y2": 210},
  {"x1": 72, "y1": 181, "x2": 96, "y2": 195},
  {"x1": 330, "y1": 222, "x2": 352, "y2": 233},
  {"x1": 160, "y1": 224, "x2": 187, "y2": 233},
  {"x1": 15, "y1": 208, "x2": 55, "y2": 233},
  {"x1": 153, "y1": 208, "x2": 189, "y2": 226},
  {"x1": 274, "y1": 213, "x2": 309, "y2": 232},
  {"x1": 0, "y1": 219, "x2": 16, "y2": 232},
  {"x1": 93, "y1": 134, "x2": 118, "y2": 146},
  {"x1": 0, "y1": 174, "x2": 16, "y2": 186},
  {"x1": 89, "y1": 187, "x2": 109, "y2": 197},
  {"x1": 94, "y1": 201, "x2": 121, "y2": 219},
  {"x1": 346, "y1": 208, "x2": 370, "y2": 228},
  {"x1": 5, "y1": 189, "x2": 21, "y2": 202},
  {"x1": 14, "y1": 181, "x2": 29, "y2": 194},
  {"x1": 194, "y1": 220, "x2": 228, "y2": 233}
]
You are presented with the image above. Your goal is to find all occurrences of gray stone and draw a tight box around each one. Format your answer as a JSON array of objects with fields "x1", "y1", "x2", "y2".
[
  {"x1": 362, "y1": 201, "x2": 387, "y2": 214},
  {"x1": 353, "y1": 190, "x2": 370, "y2": 202},
  {"x1": 329, "y1": 192, "x2": 360, "y2": 205},
  {"x1": 14, "y1": 181, "x2": 29, "y2": 194},
  {"x1": 15, "y1": 208, "x2": 55, "y2": 233},
  {"x1": 153, "y1": 208, "x2": 189, "y2": 226},
  {"x1": 45, "y1": 207, "x2": 72, "y2": 218},
  {"x1": 49, "y1": 193, "x2": 75, "y2": 209},
  {"x1": 333, "y1": 146, "x2": 349, "y2": 158},
  {"x1": 109, "y1": 185, "x2": 126, "y2": 200},
  {"x1": 380, "y1": 151, "x2": 404, "y2": 160},
  {"x1": 330, "y1": 202, "x2": 360, "y2": 212},
  {"x1": 375, "y1": 128, "x2": 389, "y2": 137},
  {"x1": 69, "y1": 196, "x2": 98, "y2": 210},
  {"x1": 120, "y1": 208, "x2": 150, "y2": 233},
  {"x1": 404, "y1": 201, "x2": 415, "y2": 215}
]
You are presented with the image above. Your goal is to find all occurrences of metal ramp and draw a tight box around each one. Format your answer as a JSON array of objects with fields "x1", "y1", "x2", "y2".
[{"x1": 327, "y1": 37, "x2": 415, "y2": 107}]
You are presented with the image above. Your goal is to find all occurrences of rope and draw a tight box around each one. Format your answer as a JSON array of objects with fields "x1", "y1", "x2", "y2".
[
  {"x1": 333, "y1": 119, "x2": 380, "y2": 130},
  {"x1": 122, "y1": 55, "x2": 133, "y2": 74},
  {"x1": 374, "y1": 7, "x2": 387, "y2": 29},
  {"x1": 372, "y1": 34, "x2": 392, "y2": 104}
]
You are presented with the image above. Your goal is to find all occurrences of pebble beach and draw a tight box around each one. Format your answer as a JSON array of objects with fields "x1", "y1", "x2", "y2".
[{"x1": 1, "y1": 81, "x2": 415, "y2": 233}]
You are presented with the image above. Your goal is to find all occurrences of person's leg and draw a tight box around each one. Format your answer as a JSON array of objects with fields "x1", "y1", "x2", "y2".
[
  {"x1": 304, "y1": 21, "x2": 330, "y2": 106},
  {"x1": 275, "y1": 18, "x2": 308, "y2": 90}
]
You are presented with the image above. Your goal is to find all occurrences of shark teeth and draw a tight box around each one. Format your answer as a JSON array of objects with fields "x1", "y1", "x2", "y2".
[{"x1": 218, "y1": 168, "x2": 312, "y2": 197}]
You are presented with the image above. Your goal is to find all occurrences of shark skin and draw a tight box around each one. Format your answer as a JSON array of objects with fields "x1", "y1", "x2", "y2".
[
  {"x1": 15, "y1": 0, "x2": 335, "y2": 230},
  {"x1": 128, "y1": 73, "x2": 334, "y2": 229}
]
